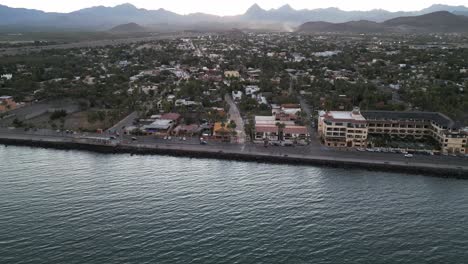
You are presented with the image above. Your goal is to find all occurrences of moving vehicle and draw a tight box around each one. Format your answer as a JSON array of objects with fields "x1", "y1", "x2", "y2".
[{"x1": 404, "y1": 154, "x2": 414, "y2": 158}]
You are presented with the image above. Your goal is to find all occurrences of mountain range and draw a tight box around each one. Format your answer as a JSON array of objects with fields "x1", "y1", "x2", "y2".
[
  {"x1": 1, "y1": 3, "x2": 468, "y2": 31},
  {"x1": 297, "y1": 11, "x2": 468, "y2": 33}
]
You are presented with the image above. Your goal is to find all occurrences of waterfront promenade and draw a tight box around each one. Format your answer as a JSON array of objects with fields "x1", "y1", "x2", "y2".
[{"x1": 1, "y1": 128, "x2": 467, "y2": 177}]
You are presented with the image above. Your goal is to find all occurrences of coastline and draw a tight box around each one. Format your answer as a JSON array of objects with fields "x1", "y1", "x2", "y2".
[{"x1": 1, "y1": 135, "x2": 467, "y2": 179}]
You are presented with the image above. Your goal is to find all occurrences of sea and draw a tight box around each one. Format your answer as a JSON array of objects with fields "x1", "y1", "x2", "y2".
[{"x1": 1, "y1": 145, "x2": 467, "y2": 263}]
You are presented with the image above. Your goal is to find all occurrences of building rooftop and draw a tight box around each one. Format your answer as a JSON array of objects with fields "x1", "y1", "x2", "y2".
[
  {"x1": 284, "y1": 126, "x2": 309, "y2": 135},
  {"x1": 255, "y1": 126, "x2": 278, "y2": 133},
  {"x1": 143, "y1": 119, "x2": 174, "y2": 130},
  {"x1": 361, "y1": 111, "x2": 457, "y2": 129},
  {"x1": 325, "y1": 110, "x2": 366, "y2": 122},
  {"x1": 160, "y1": 113, "x2": 181, "y2": 121}
]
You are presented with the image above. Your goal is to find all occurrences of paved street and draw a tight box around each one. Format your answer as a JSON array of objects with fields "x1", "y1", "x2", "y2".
[
  {"x1": 107, "y1": 111, "x2": 138, "y2": 134},
  {"x1": 1, "y1": 128, "x2": 467, "y2": 174},
  {"x1": 225, "y1": 94, "x2": 246, "y2": 144}
]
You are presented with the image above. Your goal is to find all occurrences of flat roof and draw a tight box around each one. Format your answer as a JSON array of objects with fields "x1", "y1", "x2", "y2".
[
  {"x1": 326, "y1": 111, "x2": 366, "y2": 121},
  {"x1": 255, "y1": 116, "x2": 275, "y2": 122},
  {"x1": 361, "y1": 111, "x2": 456, "y2": 129}
]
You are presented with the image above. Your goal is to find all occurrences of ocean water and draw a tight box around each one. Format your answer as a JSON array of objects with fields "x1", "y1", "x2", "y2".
[{"x1": 1, "y1": 145, "x2": 467, "y2": 263}]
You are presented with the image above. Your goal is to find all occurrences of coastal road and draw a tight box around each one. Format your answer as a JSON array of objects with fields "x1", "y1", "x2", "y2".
[
  {"x1": 225, "y1": 94, "x2": 246, "y2": 144},
  {"x1": 1, "y1": 129, "x2": 467, "y2": 175}
]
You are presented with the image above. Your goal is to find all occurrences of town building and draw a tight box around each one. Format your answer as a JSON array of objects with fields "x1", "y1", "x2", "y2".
[
  {"x1": 0, "y1": 74, "x2": 12, "y2": 80},
  {"x1": 275, "y1": 104, "x2": 302, "y2": 115},
  {"x1": 213, "y1": 122, "x2": 233, "y2": 142},
  {"x1": 362, "y1": 111, "x2": 467, "y2": 154},
  {"x1": 318, "y1": 107, "x2": 368, "y2": 148},
  {"x1": 318, "y1": 108, "x2": 467, "y2": 154},
  {"x1": 232, "y1": 91, "x2": 243, "y2": 101},
  {"x1": 224, "y1": 71, "x2": 240, "y2": 78},
  {"x1": 254, "y1": 116, "x2": 309, "y2": 145},
  {"x1": 142, "y1": 113, "x2": 181, "y2": 136}
]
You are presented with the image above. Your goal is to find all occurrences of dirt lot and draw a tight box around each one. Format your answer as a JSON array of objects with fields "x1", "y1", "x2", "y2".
[{"x1": 23, "y1": 110, "x2": 120, "y2": 132}]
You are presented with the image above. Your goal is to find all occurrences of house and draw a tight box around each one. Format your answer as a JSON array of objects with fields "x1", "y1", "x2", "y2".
[
  {"x1": 275, "y1": 112, "x2": 296, "y2": 122},
  {"x1": 0, "y1": 74, "x2": 12, "y2": 80},
  {"x1": 0, "y1": 96, "x2": 17, "y2": 112},
  {"x1": 175, "y1": 99, "x2": 202, "y2": 107},
  {"x1": 142, "y1": 113, "x2": 181, "y2": 135},
  {"x1": 173, "y1": 124, "x2": 200, "y2": 136},
  {"x1": 213, "y1": 122, "x2": 232, "y2": 142},
  {"x1": 283, "y1": 126, "x2": 310, "y2": 142},
  {"x1": 232, "y1": 91, "x2": 243, "y2": 101},
  {"x1": 224, "y1": 71, "x2": 240, "y2": 78},
  {"x1": 245, "y1": 85, "x2": 260, "y2": 96},
  {"x1": 253, "y1": 115, "x2": 308, "y2": 144},
  {"x1": 142, "y1": 119, "x2": 175, "y2": 135},
  {"x1": 160, "y1": 113, "x2": 181, "y2": 122},
  {"x1": 255, "y1": 125, "x2": 279, "y2": 142},
  {"x1": 279, "y1": 104, "x2": 302, "y2": 115}
]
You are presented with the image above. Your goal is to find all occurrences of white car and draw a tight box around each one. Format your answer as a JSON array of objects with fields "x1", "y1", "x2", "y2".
[{"x1": 404, "y1": 154, "x2": 414, "y2": 158}]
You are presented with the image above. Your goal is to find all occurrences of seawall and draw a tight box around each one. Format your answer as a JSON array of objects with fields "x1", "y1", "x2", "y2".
[{"x1": 1, "y1": 137, "x2": 467, "y2": 179}]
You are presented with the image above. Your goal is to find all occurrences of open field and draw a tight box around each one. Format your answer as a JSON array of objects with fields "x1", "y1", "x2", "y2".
[{"x1": 0, "y1": 32, "x2": 207, "y2": 56}]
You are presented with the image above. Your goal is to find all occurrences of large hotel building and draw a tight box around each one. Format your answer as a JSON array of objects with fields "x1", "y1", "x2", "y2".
[{"x1": 318, "y1": 108, "x2": 467, "y2": 154}]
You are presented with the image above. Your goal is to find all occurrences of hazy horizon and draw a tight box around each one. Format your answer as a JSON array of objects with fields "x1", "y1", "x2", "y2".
[{"x1": 1, "y1": 0, "x2": 468, "y2": 16}]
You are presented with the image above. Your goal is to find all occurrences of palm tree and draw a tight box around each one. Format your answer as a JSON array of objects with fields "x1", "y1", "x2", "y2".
[{"x1": 276, "y1": 122, "x2": 286, "y2": 141}]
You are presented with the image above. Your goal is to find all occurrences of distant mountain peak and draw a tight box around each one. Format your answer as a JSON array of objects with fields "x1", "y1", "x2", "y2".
[
  {"x1": 422, "y1": 3, "x2": 468, "y2": 12},
  {"x1": 114, "y1": 3, "x2": 138, "y2": 9},
  {"x1": 1, "y1": 2, "x2": 468, "y2": 31},
  {"x1": 298, "y1": 11, "x2": 468, "y2": 33},
  {"x1": 277, "y1": 4, "x2": 294, "y2": 12},
  {"x1": 246, "y1": 3, "x2": 264, "y2": 14}
]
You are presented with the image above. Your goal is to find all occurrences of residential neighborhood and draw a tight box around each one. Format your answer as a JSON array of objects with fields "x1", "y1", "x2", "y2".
[{"x1": 0, "y1": 32, "x2": 467, "y2": 155}]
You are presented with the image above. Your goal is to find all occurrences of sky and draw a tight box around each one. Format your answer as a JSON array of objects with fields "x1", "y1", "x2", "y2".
[{"x1": 2, "y1": 0, "x2": 468, "y2": 15}]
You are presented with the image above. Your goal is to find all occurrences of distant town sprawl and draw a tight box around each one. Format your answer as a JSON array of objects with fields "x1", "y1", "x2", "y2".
[{"x1": 0, "y1": 32, "x2": 467, "y2": 155}]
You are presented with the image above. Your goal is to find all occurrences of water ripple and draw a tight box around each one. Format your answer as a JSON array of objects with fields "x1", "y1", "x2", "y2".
[{"x1": 1, "y1": 145, "x2": 468, "y2": 264}]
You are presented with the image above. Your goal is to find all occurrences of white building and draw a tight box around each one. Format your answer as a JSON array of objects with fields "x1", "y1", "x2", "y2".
[
  {"x1": 245, "y1": 85, "x2": 260, "y2": 96},
  {"x1": 318, "y1": 107, "x2": 369, "y2": 148},
  {"x1": 232, "y1": 91, "x2": 243, "y2": 101},
  {"x1": 1, "y1": 74, "x2": 12, "y2": 80}
]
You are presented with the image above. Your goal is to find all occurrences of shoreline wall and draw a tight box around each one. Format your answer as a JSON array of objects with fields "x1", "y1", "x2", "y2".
[{"x1": 1, "y1": 137, "x2": 467, "y2": 179}]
